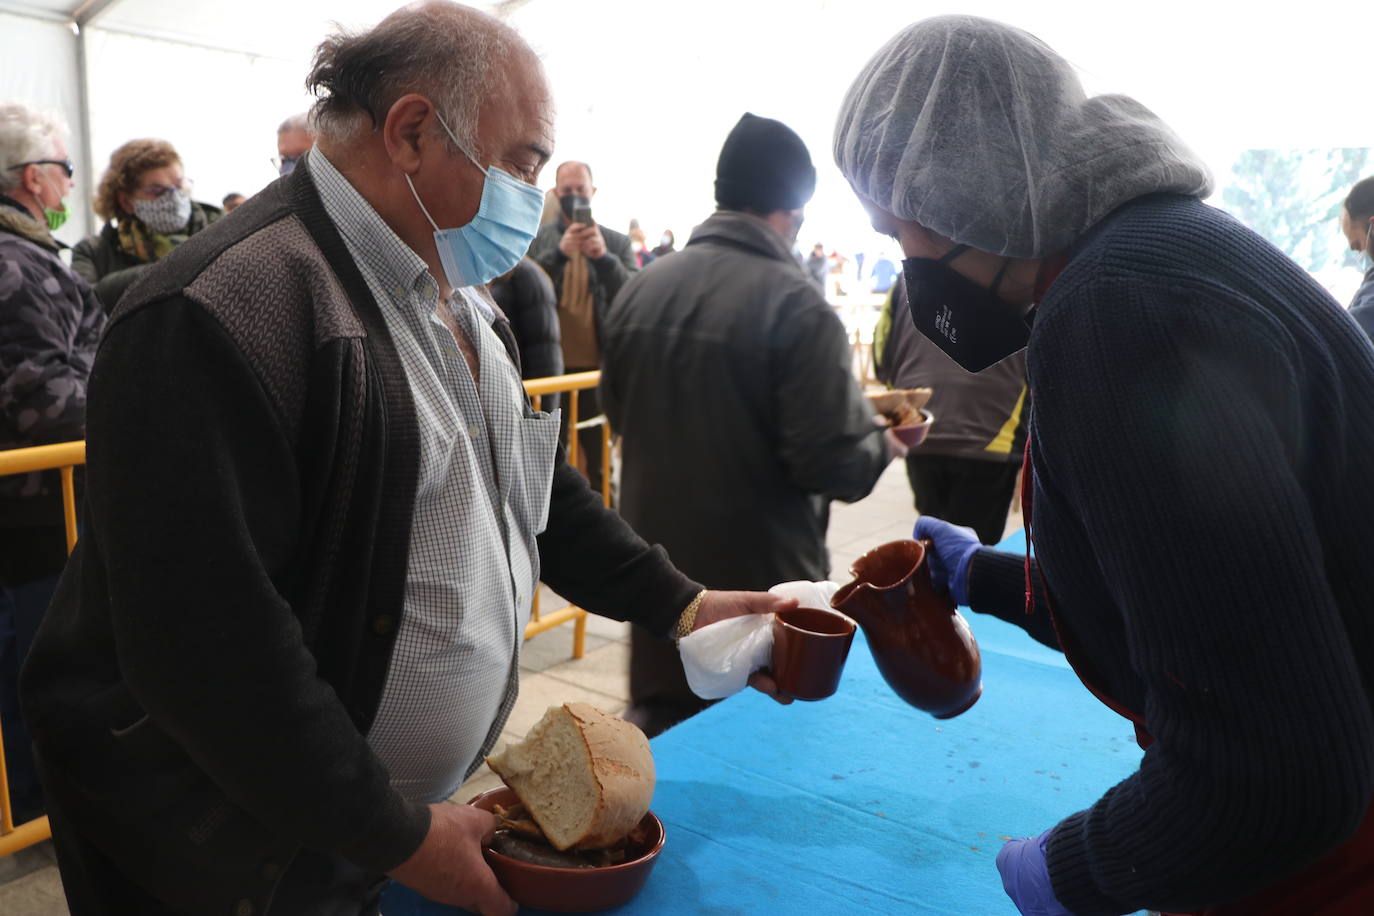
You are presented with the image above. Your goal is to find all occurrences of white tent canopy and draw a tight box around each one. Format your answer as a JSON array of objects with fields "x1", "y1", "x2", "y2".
[
  {"x1": 2, "y1": 0, "x2": 1371, "y2": 254},
  {"x1": 0, "y1": 0, "x2": 403, "y2": 242}
]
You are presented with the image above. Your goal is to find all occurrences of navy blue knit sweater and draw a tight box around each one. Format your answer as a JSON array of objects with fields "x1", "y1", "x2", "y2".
[{"x1": 968, "y1": 194, "x2": 1374, "y2": 915}]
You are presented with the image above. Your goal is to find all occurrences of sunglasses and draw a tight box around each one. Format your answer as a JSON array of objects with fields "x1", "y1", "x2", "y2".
[{"x1": 13, "y1": 159, "x2": 75, "y2": 178}]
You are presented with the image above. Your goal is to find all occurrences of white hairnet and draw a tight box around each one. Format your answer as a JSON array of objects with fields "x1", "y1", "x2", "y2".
[{"x1": 834, "y1": 15, "x2": 1213, "y2": 258}]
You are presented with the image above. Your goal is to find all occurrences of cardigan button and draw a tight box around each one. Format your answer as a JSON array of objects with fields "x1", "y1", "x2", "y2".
[
  {"x1": 371, "y1": 615, "x2": 397, "y2": 636},
  {"x1": 234, "y1": 899, "x2": 255, "y2": 916},
  {"x1": 259, "y1": 859, "x2": 282, "y2": 881}
]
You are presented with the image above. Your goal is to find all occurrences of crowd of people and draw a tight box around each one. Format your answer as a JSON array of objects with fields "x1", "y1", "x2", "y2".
[{"x1": 2, "y1": 3, "x2": 1374, "y2": 915}]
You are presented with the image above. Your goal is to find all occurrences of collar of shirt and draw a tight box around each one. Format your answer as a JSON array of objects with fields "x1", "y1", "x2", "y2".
[
  {"x1": 309, "y1": 148, "x2": 439, "y2": 317},
  {"x1": 311, "y1": 148, "x2": 501, "y2": 332}
]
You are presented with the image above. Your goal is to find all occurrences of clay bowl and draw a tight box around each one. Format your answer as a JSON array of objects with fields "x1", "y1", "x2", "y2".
[
  {"x1": 891, "y1": 409, "x2": 935, "y2": 449},
  {"x1": 468, "y1": 786, "x2": 665, "y2": 912}
]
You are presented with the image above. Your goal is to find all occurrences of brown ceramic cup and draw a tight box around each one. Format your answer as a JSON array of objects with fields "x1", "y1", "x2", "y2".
[{"x1": 771, "y1": 606, "x2": 857, "y2": 701}]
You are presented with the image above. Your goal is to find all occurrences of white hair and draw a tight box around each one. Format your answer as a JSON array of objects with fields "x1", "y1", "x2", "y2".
[
  {"x1": 305, "y1": 1, "x2": 521, "y2": 160},
  {"x1": 277, "y1": 112, "x2": 313, "y2": 135},
  {"x1": 0, "y1": 101, "x2": 68, "y2": 194}
]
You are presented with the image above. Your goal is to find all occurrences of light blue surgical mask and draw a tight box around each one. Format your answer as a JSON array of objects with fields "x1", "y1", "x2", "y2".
[{"x1": 405, "y1": 112, "x2": 543, "y2": 288}]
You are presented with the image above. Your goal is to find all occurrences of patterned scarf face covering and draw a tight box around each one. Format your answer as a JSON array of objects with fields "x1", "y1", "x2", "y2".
[{"x1": 118, "y1": 192, "x2": 194, "y2": 263}]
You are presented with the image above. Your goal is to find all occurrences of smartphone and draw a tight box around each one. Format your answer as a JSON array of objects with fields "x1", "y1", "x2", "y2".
[{"x1": 572, "y1": 204, "x2": 594, "y2": 226}]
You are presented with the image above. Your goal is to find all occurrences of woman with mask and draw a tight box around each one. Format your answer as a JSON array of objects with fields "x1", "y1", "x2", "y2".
[
  {"x1": 834, "y1": 15, "x2": 1374, "y2": 916},
  {"x1": 73, "y1": 138, "x2": 220, "y2": 311}
]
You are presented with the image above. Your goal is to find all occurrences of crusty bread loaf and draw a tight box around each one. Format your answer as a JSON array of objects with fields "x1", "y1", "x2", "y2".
[{"x1": 486, "y1": 703, "x2": 655, "y2": 851}]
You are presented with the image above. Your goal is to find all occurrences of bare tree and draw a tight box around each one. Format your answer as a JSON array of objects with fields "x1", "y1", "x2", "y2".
[{"x1": 1220, "y1": 148, "x2": 1372, "y2": 273}]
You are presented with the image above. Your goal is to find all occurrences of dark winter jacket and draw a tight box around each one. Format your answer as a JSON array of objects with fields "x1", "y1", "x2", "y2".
[
  {"x1": 601, "y1": 210, "x2": 889, "y2": 590},
  {"x1": 527, "y1": 217, "x2": 636, "y2": 369},
  {"x1": 0, "y1": 195, "x2": 103, "y2": 576},
  {"x1": 1349, "y1": 265, "x2": 1374, "y2": 343}
]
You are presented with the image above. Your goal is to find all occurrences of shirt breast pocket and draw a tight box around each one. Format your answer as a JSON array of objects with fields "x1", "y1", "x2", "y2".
[{"x1": 513, "y1": 407, "x2": 560, "y2": 535}]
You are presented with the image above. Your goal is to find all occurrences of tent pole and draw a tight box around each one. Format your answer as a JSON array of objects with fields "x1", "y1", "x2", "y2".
[
  {"x1": 0, "y1": 2, "x2": 65, "y2": 22},
  {"x1": 70, "y1": 0, "x2": 123, "y2": 238},
  {"x1": 73, "y1": 24, "x2": 95, "y2": 240}
]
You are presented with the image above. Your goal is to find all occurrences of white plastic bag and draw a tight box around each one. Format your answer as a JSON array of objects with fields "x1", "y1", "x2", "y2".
[{"x1": 678, "y1": 580, "x2": 842, "y2": 700}]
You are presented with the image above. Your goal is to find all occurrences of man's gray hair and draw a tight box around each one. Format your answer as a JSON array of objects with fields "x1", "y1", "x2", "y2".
[
  {"x1": 277, "y1": 112, "x2": 313, "y2": 135},
  {"x1": 0, "y1": 100, "x2": 68, "y2": 194},
  {"x1": 306, "y1": 1, "x2": 519, "y2": 159}
]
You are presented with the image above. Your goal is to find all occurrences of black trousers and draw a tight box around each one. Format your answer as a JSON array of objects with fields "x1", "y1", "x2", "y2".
[
  {"x1": 0, "y1": 523, "x2": 67, "y2": 824},
  {"x1": 0, "y1": 570, "x2": 58, "y2": 823},
  {"x1": 905, "y1": 454, "x2": 1020, "y2": 546},
  {"x1": 45, "y1": 786, "x2": 386, "y2": 916}
]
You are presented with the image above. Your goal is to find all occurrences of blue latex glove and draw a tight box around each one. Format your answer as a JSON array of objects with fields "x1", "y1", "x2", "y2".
[
  {"x1": 913, "y1": 515, "x2": 980, "y2": 607},
  {"x1": 996, "y1": 831, "x2": 1077, "y2": 916}
]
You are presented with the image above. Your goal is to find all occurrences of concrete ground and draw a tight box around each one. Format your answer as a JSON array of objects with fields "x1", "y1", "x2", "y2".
[{"x1": 0, "y1": 459, "x2": 1017, "y2": 914}]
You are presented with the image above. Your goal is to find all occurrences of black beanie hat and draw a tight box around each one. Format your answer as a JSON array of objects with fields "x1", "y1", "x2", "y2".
[{"x1": 714, "y1": 113, "x2": 817, "y2": 212}]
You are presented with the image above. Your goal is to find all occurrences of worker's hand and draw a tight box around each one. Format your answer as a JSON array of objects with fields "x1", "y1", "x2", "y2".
[
  {"x1": 996, "y1": 831, "x2": 1078, "y2": 916},
  {"x1": 913, "y1": 515, "x2": 981, "y2": 607},
  {"x1": 694, "y1": 590, "x2": 799, "y2": 705},
  {"x1": 579, "y1": 223, "x2": 608, "y2": 260},
  {"x1": 387, "y1": 802, "x2": 515, "y2": 916}
]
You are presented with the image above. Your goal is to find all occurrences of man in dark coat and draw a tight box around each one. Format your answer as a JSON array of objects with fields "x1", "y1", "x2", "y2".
[
  {"x1": 526, "y1": 160, "x2": 634, "y2": 497},
  {"x1": 20, "y1": 7, "x2": 790, "y2": 914},
  {"x1": 602, "y1": 113, "x2": 894, "y2": 737}
]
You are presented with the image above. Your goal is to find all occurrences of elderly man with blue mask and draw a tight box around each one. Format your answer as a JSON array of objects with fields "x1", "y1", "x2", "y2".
[
  {"x1": 20, "y1": 3, "x2": 795, "y2": 914},
  {"x1": 835, "y1": 15, "x2": 1374, "y2": 916}
]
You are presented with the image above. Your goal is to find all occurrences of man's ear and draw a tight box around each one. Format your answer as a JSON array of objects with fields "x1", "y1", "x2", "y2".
[
  {"x1": 20, "y1": 163, "x2": 41, "y2": 197},
  {"x1": 382, "y1": 94, "x2": 435, "y2": 175}
]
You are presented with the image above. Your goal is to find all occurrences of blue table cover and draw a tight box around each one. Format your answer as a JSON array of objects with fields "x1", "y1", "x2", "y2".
[{"x1": 383, "y1": 530, "x2": 1147, "y2": 915}]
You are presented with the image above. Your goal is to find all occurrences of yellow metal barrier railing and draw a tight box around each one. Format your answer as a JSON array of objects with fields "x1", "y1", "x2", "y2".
[
  {"x1": 0, "y1": 373, "x2": 610, "y2": 857},
  {"x1": 0, "y1": 441, "x2": 82, "y2": 857},
  {"x1": 520, "y1": 370, "x2": 613, "y2": 658}
]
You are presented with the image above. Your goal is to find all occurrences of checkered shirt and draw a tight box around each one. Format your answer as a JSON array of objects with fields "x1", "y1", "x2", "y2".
[{"x1": 312, "y1": 150, "x2": 560, "y2": 803}]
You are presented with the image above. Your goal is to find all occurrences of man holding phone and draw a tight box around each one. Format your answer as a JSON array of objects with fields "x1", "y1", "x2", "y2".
[{"x1": 528, "y1": 160, "x2": 636, "y2": 498}]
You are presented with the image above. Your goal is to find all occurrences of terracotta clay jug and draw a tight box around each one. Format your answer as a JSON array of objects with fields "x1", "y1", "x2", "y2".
[{"x1": 830, "y1": 539, "x2": 982, "y2": 718}]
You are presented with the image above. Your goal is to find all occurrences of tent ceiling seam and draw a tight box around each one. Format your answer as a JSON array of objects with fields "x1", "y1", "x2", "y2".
[
  {"x1": 0, "y1": 2, "x2": 69, "y2": 24},
  {"x1": 73, "y1": 0, "x2": 121, "y2": 27}
]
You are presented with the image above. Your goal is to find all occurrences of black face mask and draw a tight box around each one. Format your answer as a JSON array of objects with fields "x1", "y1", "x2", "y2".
[
  {"x1": 903, "y1": 245, "x2": 1030, "y2": 373},
  {"x1": 559, "y1": 193, "x2": 589, "y2": 220}
]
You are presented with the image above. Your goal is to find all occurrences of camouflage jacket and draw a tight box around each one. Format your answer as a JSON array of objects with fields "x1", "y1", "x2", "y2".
[{"x1": 0, "y1": 196, "x2": 105, "y2": 502}]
